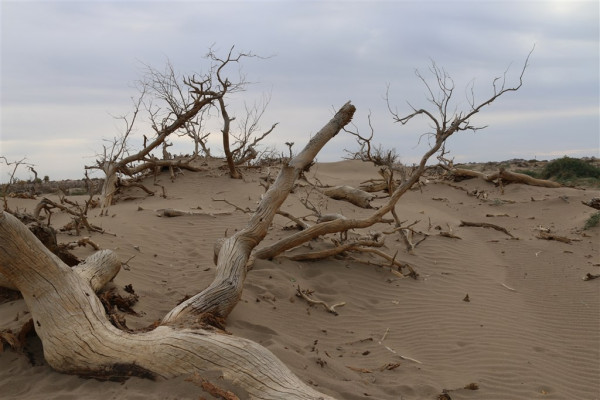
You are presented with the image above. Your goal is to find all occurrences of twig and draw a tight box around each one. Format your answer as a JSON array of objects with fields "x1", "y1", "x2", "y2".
[
  {"x1": 536, "y1": 231, "x2": 572, "y2": 244},
  {"x1": 379, "y1": 327, "x2": 390, "y2": 344},
  {"x1": 276, "y1": 210, "x2": 310, "y2": 230},
  {"x1": 377, "y1": 327, "x2": 422, "y2": 364},
  {"x1": 583, "y1": 273, "x2": 600, "y2": 281},
  {"x1": 295, "y1": 286, "x2": 345, "y2": 315},
  {"x1": 63, "y1": 237, "x2": 101, "y2": 251},
  {"x1": 287, "y1": 239, "x2": 382, "y2": 261},
  {"x1": 459, "y1": 220, "x2": 514, "y2": 238},
  {"x1": 211, "y1": 198, "x2": 253, "y2": 213},
  {"x1": 121, "y1": 255, "x2": 135, "y2": 271},
  {"x1": 439, "y1": 231, "x2": 462, "y2": 239}
]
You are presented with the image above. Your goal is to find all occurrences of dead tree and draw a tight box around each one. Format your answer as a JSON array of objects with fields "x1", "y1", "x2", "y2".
[
  {"x1": 209, "y1": 48, "x2": 278, "y2": 178},
  {"x1": 0, "y1": 102, "x2": 355, "y2": 399},
  {"x1": 0, "y1": 157, "x2": 35, "y2": 212},
  {"x1": 230, "y1": 94, "x2": 279, "y2": 166},
  {"x1": 255, "y1": 50, "x2": 533, "y2": 261},
  {"x1": 344, "y1": 113, "x2": 405, "y2": 194},
  {"x1": 86, "y1": 47, "x2": 271, "y2": 213},
  {"x1": 179, "y1": 106, "x2": 212, "y2": 158},
  {"x1": 438, "y1": 156, "x2": 562, "y2": 188}
]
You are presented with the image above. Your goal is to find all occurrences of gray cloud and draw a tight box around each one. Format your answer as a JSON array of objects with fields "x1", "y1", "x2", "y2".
[{"x1": 1, "y1": 0, "x2": 598, "y2": 180}]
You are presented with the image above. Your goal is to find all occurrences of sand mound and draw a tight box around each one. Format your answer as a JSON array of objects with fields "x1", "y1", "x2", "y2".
[{"x1": 1, "y1": 160, "x2": 598, "y2": 399}]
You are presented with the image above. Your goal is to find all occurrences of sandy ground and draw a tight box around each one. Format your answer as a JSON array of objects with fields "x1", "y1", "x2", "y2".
[{"x1": 1, "y1": 160, "x2": 599, "y2": 400}]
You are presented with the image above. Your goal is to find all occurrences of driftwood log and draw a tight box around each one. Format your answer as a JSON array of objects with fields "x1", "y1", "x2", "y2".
[
  {"x1": 321, "y1": 185, "x2": 374, "y2": 208},
  {"x1": 0, "y1": 101, "x2": 357, "y2": 399},
  {"x1": 446, "y1": 166, "x2": 561, "y2": 188},
  {"x1": 497, "y1": 168, "x2": 562, "y2": 188}
]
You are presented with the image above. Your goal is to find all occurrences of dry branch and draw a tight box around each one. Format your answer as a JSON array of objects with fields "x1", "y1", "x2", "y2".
[
  {"x1": 497, "y1": 169, "x2": 561, "y2": 188},
  {"x1": 439, "y1": 231, "x2": 462, "y2": 240},
  {"x1": 157, "y1": 208, "x2": 232, "y2": 218},
  {"x1": 276, "y1": 210, "x2": 310, "y2": 230},
  {"x1": 536, "y1": 231, "x2": 572, "y2": 244},
  {"x1": 295, "y1": 286, "x2": 346, "y2": 315},
  {"x1": 321, "y1": 185, "x2": 375, "y2": 208},
  {"x1": 287, "y1": 239, "x2": 383, "y2": 261},
  {"x1": 442, "y1": 165, "x2": 561, "y2": 188},
  {"x1": 459, "y1": 220, "x2": 514, "y2": 238},
  {"x1": 34, "y1": 197, "x2": 103, "y2": 234}
]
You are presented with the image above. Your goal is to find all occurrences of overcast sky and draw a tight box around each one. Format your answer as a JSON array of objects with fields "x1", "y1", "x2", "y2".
[{"x1": 1, "y1": 0, "x2": 598, "y2": 181}]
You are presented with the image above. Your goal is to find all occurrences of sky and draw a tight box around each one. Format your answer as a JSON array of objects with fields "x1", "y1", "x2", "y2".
[{"x1": 1, "y1": 0, "x2": 598, "y2": 181}]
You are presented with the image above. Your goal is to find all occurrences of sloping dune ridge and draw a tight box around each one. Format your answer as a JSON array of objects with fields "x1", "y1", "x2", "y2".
[{"x1": 1, "y1": 159, "x2": 599, "y2": 400}]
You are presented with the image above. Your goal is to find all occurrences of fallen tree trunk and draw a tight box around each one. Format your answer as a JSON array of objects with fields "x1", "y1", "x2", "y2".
[
  {"x1": 321, "y1": 185, "x2": 374, "y2": 208},
  {"x1": 445, "y1": 166, "x2": 561, "y2": 188},
  {"x1": 0, "y1": 101, "x2": 356, "y2": 399},
  {"x1": 0, "y1": 249, "x2": 120, "y2": 292},
  {"x1": 459, "y1": 220, "x2": 514, "y2": 238},
  {"x1": 0, "y1": 214, "x2": 332, "y2": 398},
  {"x1": 448, "y1": 167, "x2": 498, "y2": 182},
  {"x1": 497, "y1": 168, "x2": 562, "y2": 188}
]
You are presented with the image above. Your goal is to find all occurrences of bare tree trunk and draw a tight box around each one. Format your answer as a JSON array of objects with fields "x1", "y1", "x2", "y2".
[
  {"x1": 0, "y1": 212, "x2": 333, "y2": 399},
  {"x1": 99, "y1": 162, "x2": 118, "y2": 214},
  {"x1": 163, "y1": 101, "x2": 356, "y2": 323},
  {"x1": 218, "y1": 97, "x2": 242, "y2": 179},
  {"x1": 0, "y1": 102, "x2": 355, "y2": 399}
]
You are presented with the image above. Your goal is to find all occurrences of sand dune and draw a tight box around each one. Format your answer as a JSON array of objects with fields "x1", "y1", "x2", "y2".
[{"x1": 1, "y1": 160, "x2": 598, "y2": 399}]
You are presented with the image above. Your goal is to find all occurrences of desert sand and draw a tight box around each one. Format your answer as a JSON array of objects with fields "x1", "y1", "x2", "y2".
[{"x1": 1, "y1": 159, "x2": 599, "y2": 400}]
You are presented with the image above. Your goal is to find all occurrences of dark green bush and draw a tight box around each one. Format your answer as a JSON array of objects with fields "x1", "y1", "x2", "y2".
[
  {"x1": 584, "y1": 212, "x2": 600, "y2": 230},
  {"x1": 541, "y1": 157, "x2": 600, "y2": 181}
]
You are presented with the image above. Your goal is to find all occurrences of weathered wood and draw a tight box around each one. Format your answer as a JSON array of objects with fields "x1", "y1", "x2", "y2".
[
  {"x1": 459, "y1": 220, "x2": 514, "y2": 238},
  {"x1": 0, "y1": 190, "x2": 334, "y2": 400},
  {"x1": 321, "y1": 185, "x2": 374, "y2": 208},
  {"x1": 162, "y1": 102, "x2": 356, "y2": 325},
  {"x1": 2, "y1": 101, "x2": 356, "y2": 399},
  {"x1": 359, "y1": 180, "x2": 388, "y2": 193},
  {"x1": 276, "y1": 210, "x2": 310, "y2": 230},
  {"x1": 0, "y1": 247, "x2": 118, "y2": 292},
  {"x1": 255, "y1": 125, "x2": 449, "y2": 261},
  {"x1": 497, "y1": 168, "x2": 561, "y2": 188},
  {"x1": 537, "y1": 231, "x2": 572, "y2": 244},
  {"x1": 444, "y1": 165, "x2": 561, "y2": 188},
  {"x1": 447, "y1": 167, "x2": 497, "y2": 182},
  {"x1": 157, "y1": 208, "x2": 231, "y2": 218}
]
